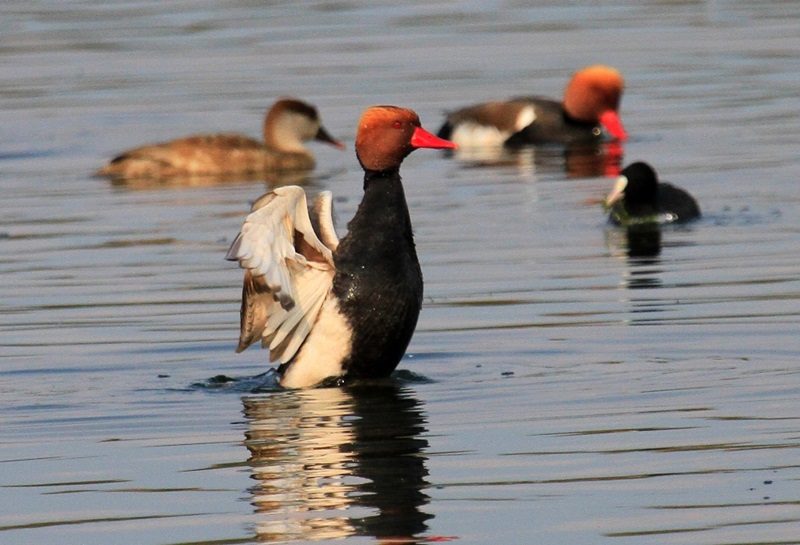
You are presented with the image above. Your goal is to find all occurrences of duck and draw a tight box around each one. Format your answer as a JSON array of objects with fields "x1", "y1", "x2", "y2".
[
  {"x1": 225, "y1": 105, "x2": 456, "y2": 388},
  {"x1": 437, "y1": 64, "x2": 627, "y2": 147},
  {"x1": 604, "y1": 161, "x2": 701, "y2": 225},
  {"x1": 97, "y1": 97, "x2": 344, "y2": 179}
]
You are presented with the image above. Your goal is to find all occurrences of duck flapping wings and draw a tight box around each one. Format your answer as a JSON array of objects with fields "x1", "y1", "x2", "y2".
[{"x1": 225, "y1": 186, "x2": 339, "y2": 363}]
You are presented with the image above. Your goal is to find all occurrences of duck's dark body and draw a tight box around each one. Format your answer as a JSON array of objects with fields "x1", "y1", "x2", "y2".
[
  {"x1": 506, "y1": 98, "x2": 601, "y2": 146},
  {"x1": 437, "y1": 98, "x2": 602, "y2": 147},
  {"x1": 331, "y1": 169, "x2": 423, "y2": 379}
]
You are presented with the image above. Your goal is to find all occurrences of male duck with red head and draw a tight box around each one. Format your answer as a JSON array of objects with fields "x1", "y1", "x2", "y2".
[
  {"x1": 226, "y1": 106, "x2": 456, "y2": 388},
  {"x1": 437, "y1": 64, "x2": 627, "y2": 147},
  {"x1": 97, "y1": 97, "x2": 344, "y2": 180}
]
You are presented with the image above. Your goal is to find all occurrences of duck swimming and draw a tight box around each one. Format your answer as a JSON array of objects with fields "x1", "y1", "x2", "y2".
[
  {"x1": 225, "y1": 105, "x2": 456, "y2": 388},
  {"x1": 437, "y1": 65, "x2": 627, "y2": 147},
  {"x1": 97, "y1": 97, "x2": 344, "y2": 179}
]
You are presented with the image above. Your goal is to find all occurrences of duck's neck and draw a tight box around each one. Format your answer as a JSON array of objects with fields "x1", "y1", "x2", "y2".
[
  {"x1": 562, "y1": 106, "x2": 598, "y2": 128},
  {"x1": 264, "y1": 119, "x2": 309, "y2": 154},
  {"x1": 337, "y1": 168, "x2": 415, "y2": 263}
]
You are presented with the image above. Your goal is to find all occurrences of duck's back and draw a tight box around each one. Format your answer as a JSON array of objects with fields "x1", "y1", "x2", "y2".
[{"x1": 98, "y1": 134, "x2": 314, "y2": 179}]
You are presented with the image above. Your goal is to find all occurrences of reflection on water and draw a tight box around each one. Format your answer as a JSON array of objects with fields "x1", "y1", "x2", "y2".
[
  {"x1": 622, "y1": 225, "x2": 662, "y2": 261},
  {"x1": 243, "y1": 384, "x2": 432, "y2": 543},
  {"x1": 105, "y1": 169, "x2": 316, "y2": 191},
  {"x1": 606, "y1": 225, "x2": 666, "y2": 319},
  {"x1": 447, "y1": 140, "x2": 623, "y2": 179}
]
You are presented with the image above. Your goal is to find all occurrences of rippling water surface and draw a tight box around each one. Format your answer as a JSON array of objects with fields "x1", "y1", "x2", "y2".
[{"x1": 2, "y1": 2, "x2": 800, "y2": 544}]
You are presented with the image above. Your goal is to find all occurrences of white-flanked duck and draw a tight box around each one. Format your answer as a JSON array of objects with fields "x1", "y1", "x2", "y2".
[
  {"x1": 604, "y1": 162, "x2": 701, "y2": 225},
  {"x1": 97, "y1": 97, "x2": 344, "y2": 179},
  {"x1": 225, "y1": 106, "x2": 456, "y2": 388},
  {"x1": 437, "y1": 65, "x2": 627, "y2": 147}
]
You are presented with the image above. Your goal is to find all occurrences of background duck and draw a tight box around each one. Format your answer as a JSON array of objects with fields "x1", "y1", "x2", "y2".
[
  {"x1": 437, "y1": 64, "x2": 627, "y2": 147},
  {"x1": 97, "y1": 97, "x2": 344, "y2": 179},
  {"x1": 225, "y1": 105, "x2": 456, "y2": 388},
  {"x1": 604, "y1": 161, "x2": 701, "y2": 225}
]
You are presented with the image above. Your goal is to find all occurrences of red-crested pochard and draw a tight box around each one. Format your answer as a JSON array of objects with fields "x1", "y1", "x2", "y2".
[
  {"x1": 225, "y1": 106, "x2": 456, "y2": 388},
  {"x1": 97, "y1": 98, "x2": 344, "y2": 179},
  {"x1": 437, "y1": 65, "x2": 627, "y2": 147}
]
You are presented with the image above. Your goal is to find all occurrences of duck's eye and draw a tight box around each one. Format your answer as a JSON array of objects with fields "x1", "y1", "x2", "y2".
[{"x1": 392, "y1": 120, "x2": 403, "y2": 129}]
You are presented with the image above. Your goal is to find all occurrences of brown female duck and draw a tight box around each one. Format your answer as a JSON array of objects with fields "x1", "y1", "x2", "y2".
[{"x1": 97, "y1": 98, "x2": 343, "y2": 179}]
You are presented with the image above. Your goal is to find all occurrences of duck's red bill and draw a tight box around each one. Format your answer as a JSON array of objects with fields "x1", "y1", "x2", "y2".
[
  {"x1": 411, "y1": 126, "x2": 457, "y2": 150},
  {"x1": 599, "y1": 110, "x2": 628, "y2": 141}
]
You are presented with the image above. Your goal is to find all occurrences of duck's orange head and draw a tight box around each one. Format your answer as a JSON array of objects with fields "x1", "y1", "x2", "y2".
[
  {"x1": 355, "y1": 106, "x2": 456, "y2": 172},
  {"x1": 563, "y1": 65, "x2": 627, "y2": 141}
]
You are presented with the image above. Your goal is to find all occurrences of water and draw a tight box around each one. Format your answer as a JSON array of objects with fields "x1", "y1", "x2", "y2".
[{"x1": 2, "y1": 1, "x2": 800, "y2": 543}]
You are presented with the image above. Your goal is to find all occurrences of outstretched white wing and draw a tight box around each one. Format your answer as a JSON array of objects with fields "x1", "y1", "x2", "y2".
[{"x1": 226, "y1": 186, "x2": 338, "y2": 362}]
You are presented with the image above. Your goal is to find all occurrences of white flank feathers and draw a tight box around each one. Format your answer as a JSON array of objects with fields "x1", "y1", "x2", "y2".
[
  {"x1": 279, "y1": 299, "x2": 353, "y2": 388},
  {"x1": 515, "y1": 105, "x2": 536, "y2": 132},
  {"x1": 450, "y1": 122, "x2": 509, "y2": 148},
  {"x1": 449, "y1": 105, "x2": 536, "y2": 148}
]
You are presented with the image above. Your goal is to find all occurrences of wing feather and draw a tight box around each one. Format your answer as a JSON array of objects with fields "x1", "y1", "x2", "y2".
[
  {"x1": 310, "y1": 191, "x2": 339, "y2": 251},
  {"x1": 226, "y1": 186, "x2": 336, "y2": 358}
]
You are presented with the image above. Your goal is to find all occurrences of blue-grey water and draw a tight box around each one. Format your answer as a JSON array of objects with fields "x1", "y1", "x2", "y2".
[{"x1": 2, "y1": 2, "x2": 800, "y2": 544}]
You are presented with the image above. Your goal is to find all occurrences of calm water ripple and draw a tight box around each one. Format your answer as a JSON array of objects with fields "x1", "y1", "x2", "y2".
[{"x1": 2, "y1": 1, "x2": 800, "y2": 544}]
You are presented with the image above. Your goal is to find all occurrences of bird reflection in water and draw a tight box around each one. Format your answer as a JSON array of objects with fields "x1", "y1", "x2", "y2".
[
  {"x1": 106, "y1": 169, "x2": 314, "y2": 191},
  {"x1": 446, "y1": 140, "x2": 623, "y2": 179},
  {"x1": 242, "y1": 383, "x2": 433, "y2": 543},
  {"x1": 622, "y1": 225, "x2": 663, "y2": 291},
  {"x1": 606, "y1": 224, "x2": 664, "y2": 293}
]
